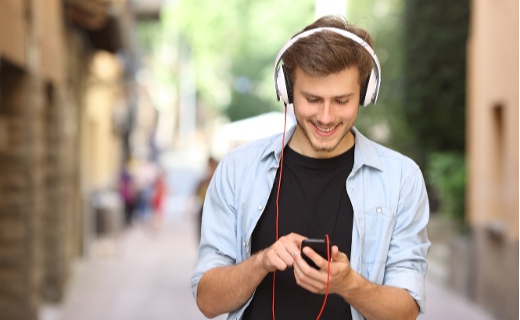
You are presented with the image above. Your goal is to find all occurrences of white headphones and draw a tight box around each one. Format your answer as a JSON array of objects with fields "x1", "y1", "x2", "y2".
[{"x1": 273, "y1": 27, "x2": 381, "y2": 107}]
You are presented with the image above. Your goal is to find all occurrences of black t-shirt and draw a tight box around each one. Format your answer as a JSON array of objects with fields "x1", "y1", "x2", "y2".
[{"x1": 242, "y1": 145, "x2": 355, "y2": 320}]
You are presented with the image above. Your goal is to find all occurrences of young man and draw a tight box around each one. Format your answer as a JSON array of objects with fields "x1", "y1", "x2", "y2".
[{"x1": 192, "y1": 15, "x2": 430, "y2": 320}]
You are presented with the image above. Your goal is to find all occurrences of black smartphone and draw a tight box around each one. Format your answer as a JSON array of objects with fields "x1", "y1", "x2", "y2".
[{"x1": 301, "y1": 239, "x2": 331, "y2": 270}]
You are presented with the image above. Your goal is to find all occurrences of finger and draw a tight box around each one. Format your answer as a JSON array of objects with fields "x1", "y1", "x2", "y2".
[
  {"x1": 269, "y1": 241, "x2": 299, "y2": 269},
  {"x1": 278, "y1": 235, "x2": 305, "y2": 266},
  {"x1": 263, "y1": 248, "x2": 289, "y2": 271},
  {"x1": 271, "y1": 254, "x2": 291, "y2": 271},
  {"x1": 295, "y1": 250, "x2": 328, "y2": 280},
  {"x1": 330, "y1": 246, "x2": 348, "y2": 263},
  {"x1": 302, "y1": 247, "x2": 328, "y2": 270},
  {"x1": 286, "y1": 233, "x2": 307, "y2": 250},
  {"x1": 279, "y1": 247, "x2": 297, "y2": 267},
  {"x1": 294, "y1": 261, "x2": 327, "y2": 293}
]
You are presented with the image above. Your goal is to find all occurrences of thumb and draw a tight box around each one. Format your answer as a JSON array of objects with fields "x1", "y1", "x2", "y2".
[{"x1": 331, "y1": 246, "x2": 348, "y2": 262}]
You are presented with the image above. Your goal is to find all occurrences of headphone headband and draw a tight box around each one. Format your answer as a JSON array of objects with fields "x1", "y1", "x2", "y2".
[{"x1": 273, "y1": 27, "x2": 381, "y2": 107}]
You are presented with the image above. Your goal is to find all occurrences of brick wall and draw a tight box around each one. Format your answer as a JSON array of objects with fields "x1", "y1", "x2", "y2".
[
  {"x1": 40, "y1": 30, "x2": 88, "y2": 303},
  {"x1": 0, "y1": 0, "x2": 132, "y2": 318},
  {"x1": 0, "y1": 63, "x2": 44, "y2": 320},
  {"x1": 0, "y1": 16, "x2": 89, "y2": 320},
  {"x1": 41, "y1": 82, "x2": 65, "y2": 302}
]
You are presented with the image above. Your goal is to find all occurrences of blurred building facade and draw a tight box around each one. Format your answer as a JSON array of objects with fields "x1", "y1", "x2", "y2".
[
  {"x1": 0, "y1": 0, "x2": 159, "y2": 319},
  {"x1": 453, "y1": 1, "x2": 519, "y2": 319}
]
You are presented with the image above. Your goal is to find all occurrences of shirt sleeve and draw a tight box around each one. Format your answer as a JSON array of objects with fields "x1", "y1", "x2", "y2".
[
  {"x1": 384, "y1": 165, "x2": 431, "y2": 314},
  {"x1": 191, "y1": 154, "x2": 239, "y2": 300}
]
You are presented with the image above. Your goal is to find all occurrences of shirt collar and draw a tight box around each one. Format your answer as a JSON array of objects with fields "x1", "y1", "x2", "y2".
[
  {"x1": 260, "y1": 125, "x2": 383, "y2": 172},
  {"x1": 261, "y1": 125, "x2": 296, "y2": 163},
  {"x1": 352, "y1": 127, "x2": 384, "y2": 172}
]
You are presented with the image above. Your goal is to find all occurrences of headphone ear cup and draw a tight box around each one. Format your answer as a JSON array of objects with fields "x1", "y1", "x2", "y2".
[
  {"x1": 276, "y1": 65, "x2": 293, "y2": 105},
  {"x1": 361, "y1": 69, "x2": 377, "y2": 107},
  {"x1": 283, "y1": 66, "x2": 293, "y2": 104}
]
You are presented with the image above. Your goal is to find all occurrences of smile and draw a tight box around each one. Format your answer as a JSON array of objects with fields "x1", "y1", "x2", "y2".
[
  {"x1": 316, "y1": 125, "x2": 336, "y2": 132},
  {"x1": 313, "y1": 122, "x2": 339, "y2": 133}
]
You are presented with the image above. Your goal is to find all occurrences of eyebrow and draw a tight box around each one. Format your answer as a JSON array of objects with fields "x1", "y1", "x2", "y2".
[{"x1": 300, "y1": 91, "x2": 355, "y2": 99}]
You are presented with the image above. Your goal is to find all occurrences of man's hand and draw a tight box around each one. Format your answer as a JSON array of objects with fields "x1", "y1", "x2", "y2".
[
  {"x1": 293, "y1": 245, "x2": 419, "y2": 320},
  {"x1": 196, "y1": 232, "x2": 307, "y2": 318},
  {"x1": 259, "y1": 233, "x2": 307, "y2": 273},
  {"x1": 293, "y1": 245, "x2": 352, "y2": 295}
]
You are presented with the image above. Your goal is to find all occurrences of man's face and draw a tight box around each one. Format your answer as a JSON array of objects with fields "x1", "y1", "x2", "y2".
[{"x1": 289, "y1": 66, "x2": 361, "y2": 158}]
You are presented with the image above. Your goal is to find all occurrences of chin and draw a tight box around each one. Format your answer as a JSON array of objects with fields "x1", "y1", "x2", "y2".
[
  {"x1": 310, "y1": 139, "x2": 340, "y2": 153},
  {"x1": 313, "y1": 146, "x2": 338, "y2": 153}
]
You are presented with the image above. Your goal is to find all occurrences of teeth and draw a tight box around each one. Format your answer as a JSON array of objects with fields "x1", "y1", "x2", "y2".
[{"x1": 316, "y1": 125, "x2": 335, "y2": 132}]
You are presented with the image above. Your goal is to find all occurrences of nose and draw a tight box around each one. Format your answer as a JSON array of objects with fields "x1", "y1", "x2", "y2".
[{"x1": 316, "y1": 101, "x2": 335, "y2": 125}]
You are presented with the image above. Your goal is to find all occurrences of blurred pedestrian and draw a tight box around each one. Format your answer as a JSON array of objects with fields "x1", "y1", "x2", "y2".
[
  {"x1": 134, "y1": 159, "x2": 157, "y2": 223},
  {"x1": 151, "y1": 168, "x2": 167, "y2": 230},
  {"x1": 118, "y1": 156, "x2": 136, "y2": 227}
]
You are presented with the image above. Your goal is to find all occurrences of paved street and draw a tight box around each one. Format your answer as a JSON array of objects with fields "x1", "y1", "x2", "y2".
[
  {"x1": 42, "y1": 211, "x2": 226, "y2": 320},
  {"x1": 421, "y1": 277, "x2": 495, "y2": 320}
]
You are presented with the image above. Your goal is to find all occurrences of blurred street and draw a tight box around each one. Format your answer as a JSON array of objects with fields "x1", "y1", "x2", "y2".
[
  {"x1": 45, "y1": 215, "x2": 224, "y2": 320},
  {"x1": 39, "y1": 153, "x2": 497, "y2": 320},
  {"x1": 40, "y1": 149, "x2": 228, "y2": 320}
]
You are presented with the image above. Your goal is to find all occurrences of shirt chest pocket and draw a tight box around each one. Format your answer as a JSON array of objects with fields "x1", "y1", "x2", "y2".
[{"x1": 362, "y1": 206, "x2": 396, "y2": 265}]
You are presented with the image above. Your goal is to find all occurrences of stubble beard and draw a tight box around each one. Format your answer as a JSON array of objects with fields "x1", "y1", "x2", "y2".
[{"x1": 295, "y1": 117, "x2": 350, "y2": 153}]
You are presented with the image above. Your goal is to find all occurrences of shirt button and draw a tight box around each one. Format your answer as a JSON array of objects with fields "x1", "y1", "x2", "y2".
[
  {"x1": 258, "y1": 205, "x2": 263, "y2": 210},
  {"x1": 376, "y1": 207, "x2": 382, "y2": 214},
  {"x1": 243, "y1": 241, "x2": 246, "y2": 247}
]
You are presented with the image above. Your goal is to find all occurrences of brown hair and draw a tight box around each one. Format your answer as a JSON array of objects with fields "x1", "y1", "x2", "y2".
[{"x1": 281, "y1": 15, "x2": 375, "y2": 87}]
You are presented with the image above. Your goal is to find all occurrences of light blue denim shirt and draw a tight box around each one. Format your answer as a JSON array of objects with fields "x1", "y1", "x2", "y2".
[{"x1": 192, "y1": 125, "x2": 430, "y2": 320}]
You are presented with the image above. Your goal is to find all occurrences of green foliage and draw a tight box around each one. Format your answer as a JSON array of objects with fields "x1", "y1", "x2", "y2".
[
  {"x1": 348, "y1": 0, "x2": 470, "y2": 227},
  {"x1": 161, "y1": 0, "x2": 315, "y2": 120},
  {"x1": 347, "y1": 0, "x2": 419, "y2": 157},
  {"x1": 402, "y1": 0, "x2": 470, "y2": 167},
  {"x1": 426, "y1": 152, "x2": 466, "y2": 225},
  {"x1": 135, "y1": 21, "x2": 162, "y2": 53}
]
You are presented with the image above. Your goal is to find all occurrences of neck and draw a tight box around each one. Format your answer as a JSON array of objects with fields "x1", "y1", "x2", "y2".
[{"x1": 288, "y1": 129, "x2": 355, "y2": 159}]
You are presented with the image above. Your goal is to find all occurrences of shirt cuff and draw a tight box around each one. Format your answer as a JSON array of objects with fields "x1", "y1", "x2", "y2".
[{"x1": 384, "y1": 268, "x2": 426, "y2": 313}]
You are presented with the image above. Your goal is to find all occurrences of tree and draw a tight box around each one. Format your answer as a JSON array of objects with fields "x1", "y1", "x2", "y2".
[
  {"x1": 347, "y1": 0, "x2": 417, "y2": 157},
  {"x1": 161, "y1": 0, "x2": 315, "y2": 122},
  {"x1": 402, "y1": 0, "x2": 470, "y2": 167},
  {"x1": 402, "y1": 0, "x2": 470, "y2": 218}
]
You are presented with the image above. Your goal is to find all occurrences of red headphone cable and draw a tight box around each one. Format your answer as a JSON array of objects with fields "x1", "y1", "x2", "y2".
[
  {"x1": 272, "y1": 106, "x2": 331, "y2": 320},
  {"x1": 272, "y1": 106, "x2": 287, "y2": 320},
  {"x1": 315, "y1": 234, "x2": 331, "y2": 320}
]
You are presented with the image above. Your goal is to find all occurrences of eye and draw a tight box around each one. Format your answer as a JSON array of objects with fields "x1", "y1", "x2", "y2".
[
  {"x1": 336, "y1": 99, "x2": 349, "y2": 105},
  {"x1": 306, "y1": 97, "x2": 320, "y2": 104}
]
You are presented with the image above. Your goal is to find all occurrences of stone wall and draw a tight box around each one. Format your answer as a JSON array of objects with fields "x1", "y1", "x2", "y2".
[
  {"x1": 0, "y1": 63, "x2": 44, "y2": 320},
  {"x1": 0, "y1": 14, "x2": 89, "y2": 320},
  {"x1": 40, "y1": 29, "x2": 88, "y2": 304},
  {"x1": 449, "y1": 229, "x2": 519, "y2": 320},
  {"x1": 473, "y1": 228, "x2": 519, "y2": 320},
  {"x1": 0, "y1": 1, "x2": 138, "y2": 318}
]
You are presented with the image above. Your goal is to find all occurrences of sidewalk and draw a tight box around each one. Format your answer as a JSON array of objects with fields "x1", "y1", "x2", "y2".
[
  {"x1": 421, "y1": 278, "x2": 495, "y2": 320},
  {"x1": 41, "y1": 212, "x2": 496, "y2": 320},
  {"x1": 41, "y1": 213, "x2": 226, "y2": 320},
  {"x1": 419, "y1": 214, "x2": 496, "y2": 320}
]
